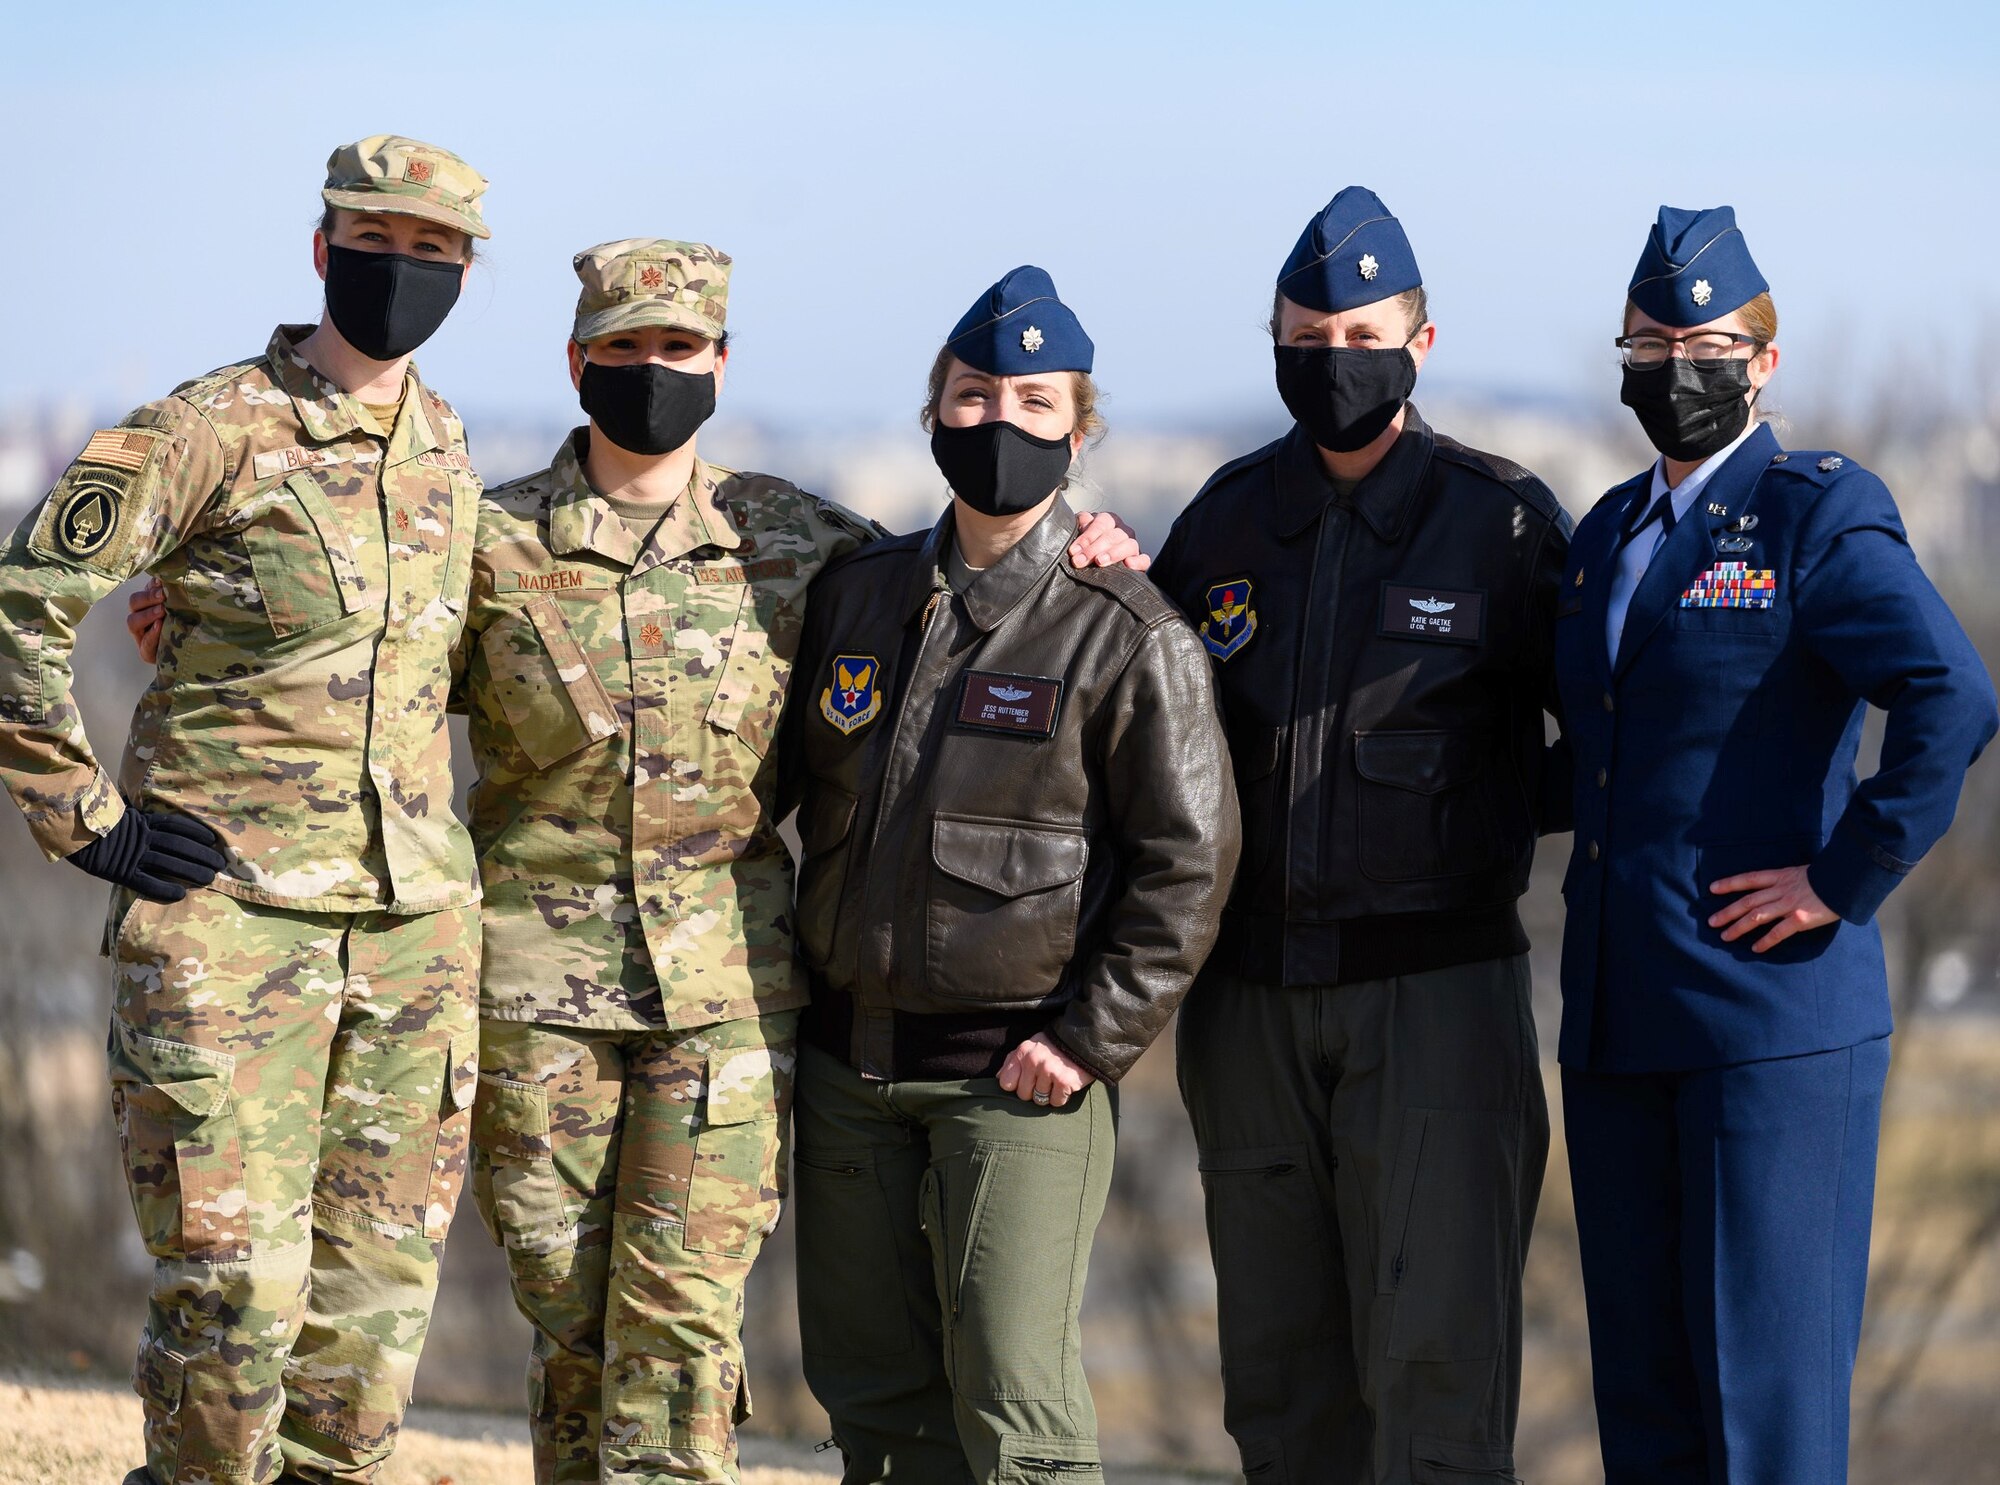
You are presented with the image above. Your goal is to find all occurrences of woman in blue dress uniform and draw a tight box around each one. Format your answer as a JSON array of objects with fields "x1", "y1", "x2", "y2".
[{"x1": 1554, "y1": 206, "x2": 1998, "y2": 1483}]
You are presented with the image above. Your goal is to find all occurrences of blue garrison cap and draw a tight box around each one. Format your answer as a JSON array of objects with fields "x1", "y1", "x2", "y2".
[
  {"x1": 944, "y1": 265, "x2": 1094, "y2": 375},
  {"x1": 1276, "y1": 186, "x2": 1421, "y2": 314},
  {"x1": 1628, "y1": 205, "x2": 1768, "y2": 327}
]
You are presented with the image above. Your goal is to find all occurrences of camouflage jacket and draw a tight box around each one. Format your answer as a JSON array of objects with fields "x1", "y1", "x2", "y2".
[
  {"x1": 460, "y1": 431, "x2": 885, "y2": 1030},
  {"x1": 0, "y1": 326, "x2": 480, "y2": 914}
]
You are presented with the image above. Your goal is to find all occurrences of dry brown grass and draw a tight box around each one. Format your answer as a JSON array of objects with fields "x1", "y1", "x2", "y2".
[{"x1": 0, "y1": 1373, "x2": 840, "y2": 1485}]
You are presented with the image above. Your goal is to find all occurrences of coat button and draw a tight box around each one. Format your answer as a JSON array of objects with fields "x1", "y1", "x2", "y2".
[
  {"x1": 1596, "y1": 768, "x2": 1608, "y2": 788},
  {"x1": 1601, "y1": 692, "x2": 1615, "y2": 712},
  {"x1": 1588, "y1": 841, "x2": 1601, "y2": 861}
]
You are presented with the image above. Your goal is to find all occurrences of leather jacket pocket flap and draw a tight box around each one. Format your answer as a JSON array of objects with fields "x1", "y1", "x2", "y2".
[
  {"x1": 111, "y1": 1025, "x2": 234, "y2": 1118},
  {"x1": 798, "y1": 782, "x2": 857, "y2": 861},
  {"x1": 1355, "y1": 729, "x2": 1486, "y2": 796},
  {"x1": 932, "y1": 817, "x2": 1089, "y2": 898}
]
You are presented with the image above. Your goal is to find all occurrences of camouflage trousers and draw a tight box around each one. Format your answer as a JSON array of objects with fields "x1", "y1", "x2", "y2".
[
  {"x1": 108, "y1": 888, "x2": 480, "y2": 1485},
  {"x1": 472, "y1": 1011, "x2": 798, "y2": 1485}
]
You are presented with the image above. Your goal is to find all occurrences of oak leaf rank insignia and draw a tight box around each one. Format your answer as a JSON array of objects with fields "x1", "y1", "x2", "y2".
[
  {"x1": 820, "y1": 653, "x2": 883, "y2": 734},
  {"x1": 1199, "y1": 578, "x2": 1258, "y2": 662}
]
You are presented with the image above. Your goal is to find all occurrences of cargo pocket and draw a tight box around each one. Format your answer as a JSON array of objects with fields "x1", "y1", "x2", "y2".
[
  {"x1": 1380, "y1": 1110, "x2": 1509, "y2": 1363},
  {"x1": 926, "y1": 816, "x2": 1088, "y2": 1003},
  {"x1": 794, "y1": 783, "x2": 856, "y2": 971},
  {"x1": 481, "y1": 595, "x2": 620, "y2": 770},
  {"x1": 132, "y1": 1335, "x2": 187, "y2": 1473},
  {"x1": 1410, "y1": 1434, "x2": 1520, "y2": 1483},
  {"x1": 685, "y1": 1045, "x2": 789, "y2": 1256},
  {"x1": 244, "y1": 471, "x2": 368, "y2": 636},
  {"x1": 471, "y1": 1072, "x2": 575, "y2": 1278},
  {"x1": 1354, "y1": 730, "x2": 1500, "y2": 882},
  {"x1": 424, "y1": 1035, "x2": 479, "y2": 1240},
  {"x1": 1196, "y1": 1146, "x2": 1329, "y2": 1389},
  {"x1": 794, "y1": 1149, "x2": 914, "y2": 1358},
  {"x1": 109, "y1": 1023, "x2": 248, "y2": 1263},
  {"x1": 997, "y1": 1433, "x2": 1103, "y2": 1482}
]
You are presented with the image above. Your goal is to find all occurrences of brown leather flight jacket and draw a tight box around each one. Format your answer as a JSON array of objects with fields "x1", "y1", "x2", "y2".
[{"x1": 779, "y1": 496, "x2": 1241, "y2": 1083}]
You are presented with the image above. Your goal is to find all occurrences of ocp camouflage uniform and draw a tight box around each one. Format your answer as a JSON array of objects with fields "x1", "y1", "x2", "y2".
[
  {"x1": 460, "y1": 237, "x2": 886, "y2": 1485},
  {"x1": 0, "y1": 135, "x2": 489, "y2": 1485}
]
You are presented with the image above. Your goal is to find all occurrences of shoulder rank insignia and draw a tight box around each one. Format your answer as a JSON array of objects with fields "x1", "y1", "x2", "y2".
[
  {"x1": 820, "y1": 653, "x2": 882, "y2": 735},
  {"x1": 1200, "y1": 578, "x2": 1258, "y2": 662}
]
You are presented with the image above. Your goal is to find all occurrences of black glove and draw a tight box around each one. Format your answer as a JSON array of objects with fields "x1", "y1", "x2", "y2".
[{"x1": 64, "y1": 807, "x2": 227, "y2": 902}]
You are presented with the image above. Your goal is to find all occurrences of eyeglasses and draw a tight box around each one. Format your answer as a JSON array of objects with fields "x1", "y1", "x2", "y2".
[{"x1": 1615, "y1": 331, "x2": 1765, "y2": 371}]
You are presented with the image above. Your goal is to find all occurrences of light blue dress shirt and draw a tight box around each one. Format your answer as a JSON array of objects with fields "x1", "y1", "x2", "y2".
[{"x1": 1603, "y1": 422, "x2": 1760, "y2": 660}]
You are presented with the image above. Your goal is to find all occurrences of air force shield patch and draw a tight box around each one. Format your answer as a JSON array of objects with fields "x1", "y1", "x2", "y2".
[
  {"x1": 820, "y1": 653, "x2": 882, "y2": 735},
  {"x1": 1199, "y1": 578, "x2": 1257, "y2": 661}
]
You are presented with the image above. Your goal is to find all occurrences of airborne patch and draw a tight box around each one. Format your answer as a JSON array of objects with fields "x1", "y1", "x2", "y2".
[{"x1": 819, "y1": 653, "x2": 882, "y2": 735}]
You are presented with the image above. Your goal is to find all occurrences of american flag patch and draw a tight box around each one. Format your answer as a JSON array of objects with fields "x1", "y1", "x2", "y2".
[
  {"x1": 1681, "y1": 561, "x2": 1777, "y2": 609},
  {"x1": 78, "y1": 429, "x2": 157, "y2": 472}
]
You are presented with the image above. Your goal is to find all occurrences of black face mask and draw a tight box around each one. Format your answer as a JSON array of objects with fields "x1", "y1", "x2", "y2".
[
  {"x1": 323, "y1": 244, "x2": 463, "y2": 361},
  {"x1": 930, "y1": 420, "x2": 1074, "y2": 517},
  {"x1": 1619, "y1": 357, "x2": 1755, "y2": 462},
  {"x1": 578, "y1": 361, "x2": 718, "y2": 456},
  {"x1": 1273, "y1": 343, "x2": 1418, "y2": 454}
]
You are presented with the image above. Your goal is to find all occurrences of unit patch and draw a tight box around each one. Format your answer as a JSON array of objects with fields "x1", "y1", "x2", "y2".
[
  {"x1": 820, "y1": 653, "x2": 882, "y2": 735},
  {"x1": 29, "y1": 426, "x2": 167, "y2": 574},
  {"x1": 1199, "y1": 578, "x2": 1258, "y2": 661},
  {"x1": 955, "y1": 671, "x2": 1063, "y2": 738},
  {"x1": 1379, "y1": 584, "x2": 1485, "y2": 644}
]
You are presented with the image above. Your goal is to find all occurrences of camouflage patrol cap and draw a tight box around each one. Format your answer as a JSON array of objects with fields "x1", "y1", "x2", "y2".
[
  {"x1": 572, "y1": 238, "x2": 732, "y2": 343},
  {"x1": 322, "y1": 134, "x2": 491, "y2": 241}
]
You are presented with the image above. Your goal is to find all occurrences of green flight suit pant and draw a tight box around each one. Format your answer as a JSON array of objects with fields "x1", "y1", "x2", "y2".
[
  {"x1": 108, "y1": 889, "x2": 481, "y2": 1485},
  {"x1": 1176, "y1": 954, "x2": 1548, "y2": 1485},
  {"x1": 471, "y1": 1011, "x2": 798, "y2": 1485},
  {"x1": 793, "y1": 1042, "x2": 1114, "y2": 1485}
]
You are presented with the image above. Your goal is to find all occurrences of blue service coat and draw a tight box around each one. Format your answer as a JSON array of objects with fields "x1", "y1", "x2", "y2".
[{"x1": 1554, "y1": 422, "x2": 1997, "y2": 1072}]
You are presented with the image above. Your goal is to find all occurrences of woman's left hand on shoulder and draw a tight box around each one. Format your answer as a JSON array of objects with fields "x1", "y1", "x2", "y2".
[
  {"x1": 1070, "y1": 510, "x2": 1150, "y2": 572},
  {"x1": 1708, "y1": 865, "x2": 1840, "y2": 952},
  {"x1": 998, "y1": 1031, "x2": 1097, "y2": 1108}
]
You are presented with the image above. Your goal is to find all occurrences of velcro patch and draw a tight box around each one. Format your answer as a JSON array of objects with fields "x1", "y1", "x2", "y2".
[
  {"x1": 78, "y1": 429, "x2": 157, "y2": 472},
  {"x1": 1379, "y1": 584, "x2": 1485, "y2": 645},
  {"x1": 495, "y1": 569, "x2": 615, "y2": 594},
  {"x1": 27, "y1": 427, "x2": 166, "y2": 575},
  {"x1": 251, "y1": 445, "x2": 347, "y2": 479},
  {"x1": 955, "y1": 671, "x2": 1063, "y2": 738},
  {"x1": 693, "y1": 557, "x2": 800, "y2": 584}
]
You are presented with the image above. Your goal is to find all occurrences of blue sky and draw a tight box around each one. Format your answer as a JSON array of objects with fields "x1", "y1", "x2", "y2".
[{"x1": 3, "y1": 1, "x2": 1994, "y2": 431}]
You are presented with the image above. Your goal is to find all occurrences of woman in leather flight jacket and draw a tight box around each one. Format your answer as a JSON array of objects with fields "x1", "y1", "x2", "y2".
[{"x1": 777, "y1": 266, "x2": 1240, "y2": 1483}]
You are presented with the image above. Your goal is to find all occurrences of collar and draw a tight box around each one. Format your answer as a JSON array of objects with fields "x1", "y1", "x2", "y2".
[
  {"x1": 266, "y1": 323, "x2": 437, "y2": 452},
  {"x1": 900, "y1": 495, "x2": 1077, "y2": 631},
  {"x1": 1641, "y1": 417, "x2": 1763, "y2": 525},
  {"x1": 1272, "y1": 402, "x2": 1434, "y2": 542},
  {"x1": 546, "y1": 429, "x2": 751, "y2": 571}
]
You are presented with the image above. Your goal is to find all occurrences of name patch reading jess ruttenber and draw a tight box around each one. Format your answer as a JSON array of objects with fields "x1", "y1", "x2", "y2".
[
  {"x1": 1378, "y1": 584, "x2": 1486, "y2": 644},
  {"x1": 955, "y1": 671, "x2": 1063, "y2": 737}
]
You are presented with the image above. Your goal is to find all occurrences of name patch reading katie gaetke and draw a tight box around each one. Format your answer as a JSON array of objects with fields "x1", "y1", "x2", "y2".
[{"x1": 955, "y1": 671, "x2": 1063, "y2": 737}]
